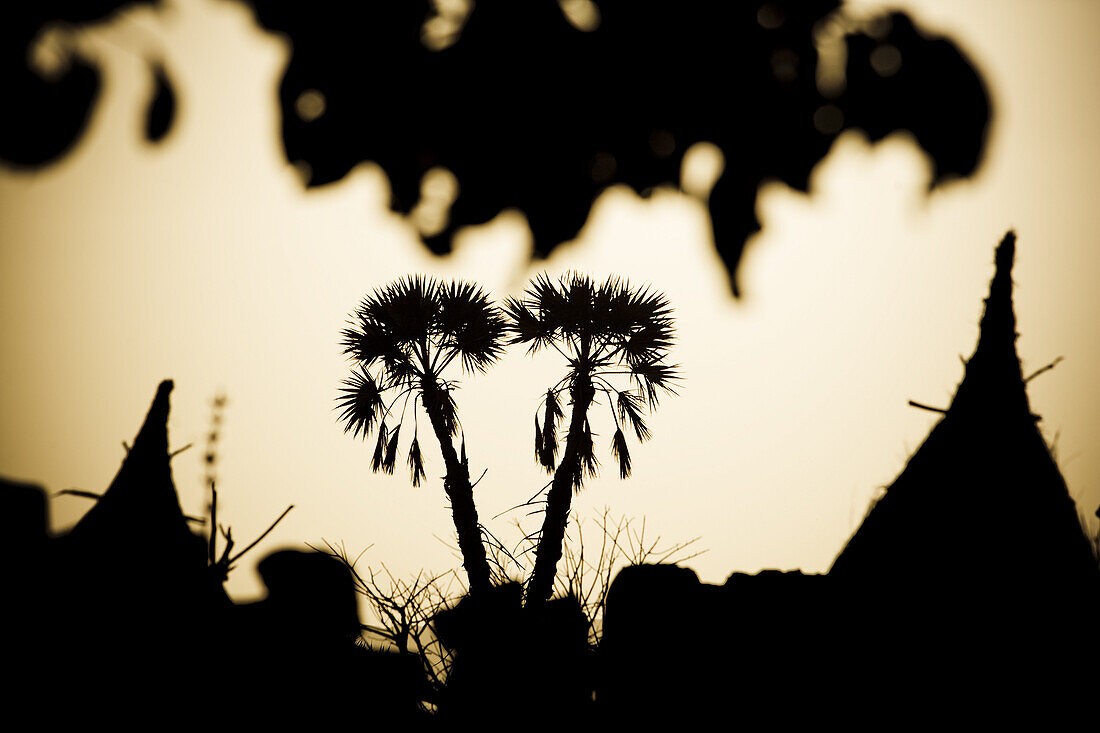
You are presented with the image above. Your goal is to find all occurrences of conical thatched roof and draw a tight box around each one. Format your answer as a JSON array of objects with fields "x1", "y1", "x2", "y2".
[
  {"x1": 65, "y1": 379, "x2": 205, "y2": 580},
  {"x1": 830, "y1": 232, "x2": 1098, "y2": 595}
]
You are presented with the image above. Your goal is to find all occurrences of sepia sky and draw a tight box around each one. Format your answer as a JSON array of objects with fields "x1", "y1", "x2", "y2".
[{"x1": 2, "y1": 0, "x2": 1098, "y2": 603}]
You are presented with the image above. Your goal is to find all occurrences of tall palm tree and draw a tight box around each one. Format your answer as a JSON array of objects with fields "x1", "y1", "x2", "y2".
[
  {"x1": 337, "y1": 275, "x2": 506, "y2": 596},
  {"x1": 504, "y1": 274, "x2": 679, "y2": 606}
]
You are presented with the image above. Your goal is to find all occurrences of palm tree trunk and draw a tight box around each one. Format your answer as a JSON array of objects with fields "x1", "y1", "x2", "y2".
[
  {"x1": 421, "y1": 384, "x2": 491, "y2": 596},
  {"x1": 526, "y1": 375, "x2": 595, "y2": 607}
]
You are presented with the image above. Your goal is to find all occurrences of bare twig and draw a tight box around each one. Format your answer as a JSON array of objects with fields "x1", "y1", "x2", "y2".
[
  {"x1": 492, "y1": 480, "x2": 553, "y2": 520},
  {"x1": 57, "y1": 488, "x2": 103, "y2": 501},
  {"x1": 908, "y1": 400, "x2": 947, "y2": 414},
  {"x1": 312, "y1": 539, "x2": 461, "y2": 703},
  {"x1": 1025, "y1": 356, "x2": 1064, "y2": 383},
  {"x1": 169, "y1": 442, "x2": 193, "y2": 459},
  {"x1": 227, "y1": 505, "x2": 294, "y2": 565},
  {"x1": 468, "y1": 468, "x2": 489, "y2": 489}
]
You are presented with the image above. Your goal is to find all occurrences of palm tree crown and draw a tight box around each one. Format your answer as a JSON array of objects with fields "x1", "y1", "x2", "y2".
[
  {"x1": 504, "y1": 273, "x2": 679, "y2": 483},
  {"x1": 337, "y1": 275, "x2": 507, "y2": 480}
]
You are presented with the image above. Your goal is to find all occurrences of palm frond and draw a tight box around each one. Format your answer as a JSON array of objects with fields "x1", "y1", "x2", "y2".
[
  {"x1": 382, "y1": 424, "x2": 401, "y2": 475},
  {"x1": 408, "y1": 435, "x2": 426, "y2": 487},
  {"x1": 630, "y1": 360, "x2": 681, "y2": 408},
  {"x1": 527, "y1": 272, "x2": 569, "y2": 318},
  {"x1": 507, "y1": 271, "x2": 596, "y2": 351},
  {"x1": 534, "y1": 414, "x2": 545, "y2": 467},
  {"x1": 381, "y1": 351, "x2": 421, "y2": 389},
  {"x1": 597, "y1": 281, "x2": 675, "y2": 362},
  {"x1": 341, "y1": 318, "x2": 399, "y2": 365},
  {"x1": 559, "y1": 273, "x2": 596, "y2": 337},
  {"x1": 576, "y1": 419, "x2": 599, "y2": 490},
  {"x1": 539, "y1": 388, "x2": 562, "y2": 472},
  {"x1": 371, "y1": 274, "x2": 439, "y2": 348},
  {"x1": 545, "y1": 387, "x2": 564, "y2": 423},
  {"x1": 503, "y1": 297, "x2": 555, "y2": 353},
  {"x1": 371, "y1": 422, "x2": 389, "y2": 472},
  {"x1": 586, "y1": 277, "x2": 672, "y2": 351},
  {"x1": 610, "y1": 427, "x2": 632, "y2": 479},
  {"x1": 616, "y1": 390, "x2": 651, "y2": 442},
  {"x1": 591, "y1": 275, "x2": 633, "y2": 339},
  {"x1": 335, "y1": 369, "x2": 384, "y2": 440},
  {"x1": 345, "y1": 276, "x2": 437, "y2": 368},
  {"x1": 435, "y1": 280, "x2": 508, "y2": 373},
  {"x1": 619, "y1": 319, "x2": 676, "y2": 365}
]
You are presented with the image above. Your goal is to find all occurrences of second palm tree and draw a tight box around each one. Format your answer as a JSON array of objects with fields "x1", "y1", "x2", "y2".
[{"x1": 505, "y1": 274, "x2": 679, "y2": 607}]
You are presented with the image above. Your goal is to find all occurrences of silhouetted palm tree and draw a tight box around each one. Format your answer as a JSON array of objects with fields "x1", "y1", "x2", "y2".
[
  {"x1": 505, "y1": 274, "x2": 679, "y2": 606},
  {"x1": 337, "y1": 276, "x2": 506, "y2": 596}
]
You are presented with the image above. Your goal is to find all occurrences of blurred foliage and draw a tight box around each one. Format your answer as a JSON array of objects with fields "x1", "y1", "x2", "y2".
[{"x1": 4, "y1": 0, "x2": 990, "y2": 295}]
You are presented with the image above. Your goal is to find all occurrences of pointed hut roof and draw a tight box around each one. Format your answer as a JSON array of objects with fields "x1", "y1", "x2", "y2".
[
  {"x1": 830, "y1": 232, "x2": 1098, "y2": 594},
  {"x1": 66, "y1": 380, "x2": 204, "y2": 576}
]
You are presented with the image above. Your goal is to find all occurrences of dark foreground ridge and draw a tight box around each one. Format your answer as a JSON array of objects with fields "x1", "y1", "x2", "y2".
[{"x1": 6, "y1": 232, "x2": 1097, "y2": 724}]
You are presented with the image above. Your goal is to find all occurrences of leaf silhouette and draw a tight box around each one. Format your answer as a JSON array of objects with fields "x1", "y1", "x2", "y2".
[{"x1": 145, "y1": 62, "x2": 175, "y2": 143}]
